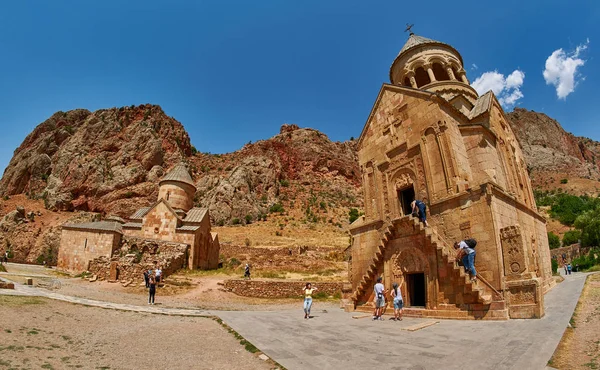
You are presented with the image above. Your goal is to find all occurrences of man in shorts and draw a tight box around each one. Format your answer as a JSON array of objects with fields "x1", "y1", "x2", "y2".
[{"x1": 373, "y1": 277, "x2": 387, "y2": 321}]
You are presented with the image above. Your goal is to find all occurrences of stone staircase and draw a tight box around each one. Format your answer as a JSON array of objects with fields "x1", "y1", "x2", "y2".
[{"x1": 352, "y1": 216, "x2": 504, "y2": 318}]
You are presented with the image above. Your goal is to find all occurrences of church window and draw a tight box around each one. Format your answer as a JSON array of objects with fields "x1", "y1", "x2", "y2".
[
  {"x1": 414, "y1": 67, "x2": 430, "y2": 87},
  {"x1": 432, "y1": 63, "x2": 450, "y2": 81},
  {"x1": 403, "y1": 76, "x2": 411, "y2": 87},
  {"x1": 84, "y1": 238, "x2": 87, "y2": 250}
]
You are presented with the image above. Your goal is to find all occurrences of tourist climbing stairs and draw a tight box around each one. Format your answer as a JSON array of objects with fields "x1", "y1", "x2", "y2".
[{"x1": 352, "y1": 215, "x2": 506, "y2": 319}]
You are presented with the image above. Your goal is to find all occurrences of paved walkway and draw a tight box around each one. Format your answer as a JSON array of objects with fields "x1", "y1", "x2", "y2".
[
  {"x1": 0, "y1": 271, "x2": 591, "y2": 369},
  {"x1": 219, "y1": 273, "x2": 589, "y2": 370}
]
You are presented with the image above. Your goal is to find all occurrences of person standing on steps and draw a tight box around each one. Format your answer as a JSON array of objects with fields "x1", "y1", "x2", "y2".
[
  {"x1": 411, "y1": 200, "x2": 428, "y2": 227},
  {"x1": 148, "y1": 270, "x2": 157, "y2": 305},
  {"x1": 373, "y1": 277, "x2": 387, "y2": 321},
  {"x1": 303, "y1": 282, "x2": 317, "y2": 319},
  {"x1": 454, "y1": 239, "x2": 477, "y2": 283},
  {"x1": 391, "y1": 282, "x2": 403, "y2": 321}
]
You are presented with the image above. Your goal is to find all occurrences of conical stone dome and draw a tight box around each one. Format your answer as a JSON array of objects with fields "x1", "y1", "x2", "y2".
[{"x1": 158, "y1": 163, "x2": 196, "y2": 212}]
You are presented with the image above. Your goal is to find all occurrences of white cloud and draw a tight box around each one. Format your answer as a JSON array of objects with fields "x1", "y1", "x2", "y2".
[
  {"x1": 471, "y1": 63, "x2": 478, "y2": 70},
  {"x1": 543, "y1": 39, "x2": 589, "y2": 99},
  {"x1": 471, "y1": 69, "x2": 525, "y2": 108}
]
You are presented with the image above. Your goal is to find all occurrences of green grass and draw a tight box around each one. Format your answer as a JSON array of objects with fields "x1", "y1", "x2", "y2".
[{"x1": 0, "y1": 296, "x2": 46, "y2": 306}]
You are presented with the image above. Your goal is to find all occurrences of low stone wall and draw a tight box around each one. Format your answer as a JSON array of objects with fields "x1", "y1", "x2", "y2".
[
  {"x1": 223, "y1": 279, "x2": 350, "y2": 298},
  {"x1": 550, "y1": 244, "x2": 593, "y2": 265},
  {"x1": 88, "y1": 237, "x2": 188, "y2": 283}
]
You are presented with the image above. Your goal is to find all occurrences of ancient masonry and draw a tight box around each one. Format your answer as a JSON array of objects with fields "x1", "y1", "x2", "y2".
[
  {"x1": 349, "y1": 32, "x2": 554, "y2": 319},
  {"x1": 57, "y1": 163, "x2": 220, "y2": 279}
]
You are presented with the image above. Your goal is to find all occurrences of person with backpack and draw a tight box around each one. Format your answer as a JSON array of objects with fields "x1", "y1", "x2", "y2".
[
  {"x1": 391, "y1": 282, "x2": 403, "y2": 321},
  {"x1": 454, "y1": 238, "x2": 477, "y2": 282},
  {"x1": 411, "y1": 200, "x2": 428, "y2": 227},
  {"x1": 373, "y1": 277, "x2": 387, "y2": 321}
]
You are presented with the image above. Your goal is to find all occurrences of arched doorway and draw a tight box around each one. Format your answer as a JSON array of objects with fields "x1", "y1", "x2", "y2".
[{"x1": 392, "y1": 247, "x2": 430, "y2": 308}]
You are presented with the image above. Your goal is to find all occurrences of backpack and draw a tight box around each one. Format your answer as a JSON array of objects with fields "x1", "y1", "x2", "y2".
[{"x1": 465, "y1": 238, "x2": 477, "y2": 249}]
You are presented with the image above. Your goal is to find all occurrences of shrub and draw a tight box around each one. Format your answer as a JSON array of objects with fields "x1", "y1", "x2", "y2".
[
  {"x1": 191, "y1": 146, "x2": 198, "y2": 154},
  {"x1": 562, "y1": 230, "x2": 581, "y2": 247},
  {"x1": 551, "y1": 258, "x2": 559, "y2": 275},
  {"x1": 232, "y1": 218, "x2": 241, "y2": 225},
  {"x1": 244, "y1": 238, "x2": 251, "y2": 247},
  {"x1": 269, "y1": 203, "x2": 285, "y2": 213},
  {"x1": 280, "y1": 179, "x2": 289, "y2": 187},
  {"x1": 217, "y1": 220, "x2": 225, "y2": 227},
  {"x1": 571, "y1": 248, "x2": 600, "y2": 271},
  {"x1": 124, "y1": 191, "x2": 134, "y2": 199},
  {"x1": 349, "y1": 208, "x2": 360, "y2": 224},
  {"x1": 245, "y1": 214, "x2": 253, "y2": 224},
  {"x1": 548, "y1": 232, "x2": 561, "y2": 249},
  {"x1": 3, "y1": 195, "x2": 10, "y2": 201},
  {"x1": 560, "y1": 178, "x2": 568, "y2": 184},
  {"x1": 228, "y1": 258, "x2": 241, "y2": 268},
  {"x1": 319, "y1": 201, "x2": 327, "y2": 211}
]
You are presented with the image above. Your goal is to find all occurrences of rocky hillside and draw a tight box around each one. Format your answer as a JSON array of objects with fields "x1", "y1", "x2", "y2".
[
  {"x1": 507, "y1": 108, "x2": 600, "y2": 192},
  {"x1": 0, "y1": 104, "x2": 192, "y2": 217},
  {"x1": 190, "y1": 123, "x2": 361, "y2": 225}
]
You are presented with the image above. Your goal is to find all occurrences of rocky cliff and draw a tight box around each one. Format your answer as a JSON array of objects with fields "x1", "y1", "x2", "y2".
[
  {"x1": 0, "y1": 104, "x2": 191, "y2": 217},
  {"x1": 507, "y1": 108, "x2": 600, "y2": 190},
  {"x1": 190, "y1": 123, "x2": 361, "y2": 224}
]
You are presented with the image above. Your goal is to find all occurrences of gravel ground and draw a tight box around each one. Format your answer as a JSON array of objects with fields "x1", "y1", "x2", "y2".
[{"x1": 0, "y1": 296, "x2": 274, "y2": 370}]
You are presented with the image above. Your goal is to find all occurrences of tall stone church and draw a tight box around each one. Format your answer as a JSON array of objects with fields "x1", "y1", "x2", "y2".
[{"x1": 349, "y1": 31, "x2": 554, "y2": 319}]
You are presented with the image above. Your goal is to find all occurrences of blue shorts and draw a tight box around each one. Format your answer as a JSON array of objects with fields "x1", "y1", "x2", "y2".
[{"x1": 393, "y1": 300, "x2": 403, "y2": 309}]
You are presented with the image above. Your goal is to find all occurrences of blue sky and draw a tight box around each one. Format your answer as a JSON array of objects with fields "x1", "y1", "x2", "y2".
[{"x1": 0, "y1": 0, "x2": 598, "y2": 174}]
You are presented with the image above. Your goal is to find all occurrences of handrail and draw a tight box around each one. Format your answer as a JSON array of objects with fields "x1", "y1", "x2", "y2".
[{"x1": 426, "y1": 219, "x2": 504, "y2": 301}]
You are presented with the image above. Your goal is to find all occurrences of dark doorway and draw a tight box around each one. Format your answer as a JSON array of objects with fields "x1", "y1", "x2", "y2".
[
  {"x1": 397, "y1": 186, "x2": 415, "y2": 216},
  {"x1": 407, "y1": 272, "x2": 426, "y2": 307}
]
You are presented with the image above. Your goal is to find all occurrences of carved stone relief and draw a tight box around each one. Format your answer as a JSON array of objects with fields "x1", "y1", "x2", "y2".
[{"x1": 500, "y1": 225, "x2": 527, "y2": 276}]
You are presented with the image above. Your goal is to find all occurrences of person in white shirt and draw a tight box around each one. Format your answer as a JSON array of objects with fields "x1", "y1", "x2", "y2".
[
  {"x1": 373, "y1": 277, "x2": 386, "y2": 321},
  {"x1": 454, "y1": 240, "x2": 477, "y2": 282}
]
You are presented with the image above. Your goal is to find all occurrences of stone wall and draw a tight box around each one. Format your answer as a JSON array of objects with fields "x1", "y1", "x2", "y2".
[
  {"x1": 223, "y1": 279, "x2": 349, "y2": 298},
  {"x1": 550, "y1": 244, "x2": 592, "y2": 265},
  {"x1": 57, "y1": 228, "x2": 121, "y2": 274},
  {"x1": 157, "y1": 181, "x2": 195, "y2": 211},
  {"x1": 87, "y1": 237, "x2": 188, "y2": 283}
]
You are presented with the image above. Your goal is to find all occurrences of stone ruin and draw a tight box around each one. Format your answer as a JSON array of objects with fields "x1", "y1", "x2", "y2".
[{"x1": 88, "y1": 237, "x2": 188, "y2": 283}]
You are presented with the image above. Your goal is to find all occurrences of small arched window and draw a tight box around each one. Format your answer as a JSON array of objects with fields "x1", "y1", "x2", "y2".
[
  {"x1": 404, "y1": 76, "x2": 411, "y2": 87},
  {"x1": 432, "y1": 63, "x2": 450, "y2": 81},
  {"x1": 414, "y1": 67, "x2": 431, "y2": 87}
]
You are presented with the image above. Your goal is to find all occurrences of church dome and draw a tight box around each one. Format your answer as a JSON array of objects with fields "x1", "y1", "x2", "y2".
[
  {"x1": 389, "y1": 32, "x2": 478, "y2": 102},
  {"x1": 158, "y1": 163, "x2": 196, "y2": 212}
]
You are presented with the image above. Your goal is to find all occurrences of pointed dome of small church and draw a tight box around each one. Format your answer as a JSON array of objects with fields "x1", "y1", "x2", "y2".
[
  {"x1": 389, "y1": 32, "x2": 476, "y2": 101},
  {"x1": 159, "y1": 163, "x2": 195, "y2": 188},
  {"x1": 395, "y1": 33, "x2": 462, "y2": 65}
]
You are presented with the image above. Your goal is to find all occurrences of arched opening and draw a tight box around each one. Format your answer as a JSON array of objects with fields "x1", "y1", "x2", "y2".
[
  {"x1": 414, "y1": 67, "x2": 431, "y2": 87},
  {"x1": 432, "y1": 63, "x2": 450, "y2": 81},
  {"x1": 403, "y1": 76, "x2": 411, "y2": 87}
]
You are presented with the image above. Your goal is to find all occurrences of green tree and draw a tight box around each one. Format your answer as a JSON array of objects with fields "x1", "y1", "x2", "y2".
[
  {"x1": 574, "y1": 208, "x2": 600, "y2": 247},
  {"x1": 245, "y1": 214, "x2": 253, "y2": 224},
  {"x1": 547, "y1": 232, "x2": 561, "y2": 249},
  {"x1": 562, "y1": 230, "x2": 581, "y2": 246}
]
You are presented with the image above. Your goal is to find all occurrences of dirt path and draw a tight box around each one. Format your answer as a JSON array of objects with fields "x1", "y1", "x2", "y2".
[
  {"x1": 549, "y1": 273, "x2": 600, "y2": 369},
  {"x1": 0, "y1": 296, "x2": 274, "y2": 370}
]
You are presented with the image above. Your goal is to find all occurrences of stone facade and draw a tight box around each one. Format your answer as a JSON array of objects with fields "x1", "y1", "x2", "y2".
[
  {"x1": 58, "y1": 163, "x2": 219, "y2": 275},
  {"x1": 57, "y1": 223, "x2": 122, "y2": 273},
  {"x1": 349, "y1": 32, "x2": 554, "y2": 319}
]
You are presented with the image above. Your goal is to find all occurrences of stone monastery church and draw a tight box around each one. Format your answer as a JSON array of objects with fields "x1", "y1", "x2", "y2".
[
  {"x1": 349, "y1": 31, "x2": 554, "y2": 319},
  {"x1": 58, "y1": 163, "x2": 219, "y2": 275}
]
